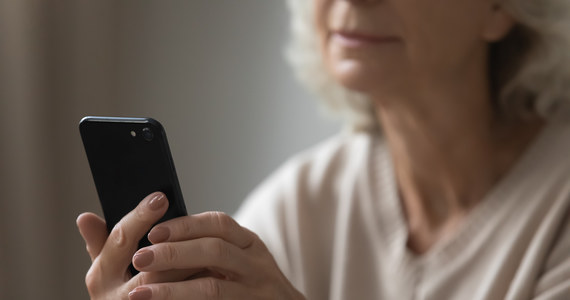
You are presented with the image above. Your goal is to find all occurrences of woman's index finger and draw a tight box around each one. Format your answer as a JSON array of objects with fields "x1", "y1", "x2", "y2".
[{"x1": 149, "y1": 212, "x2": 256, "y2": 249}]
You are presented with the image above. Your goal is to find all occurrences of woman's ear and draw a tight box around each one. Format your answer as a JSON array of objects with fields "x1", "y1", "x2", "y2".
[{"x1": 481, "y1": 2, "x2": 516, "y2": 42}]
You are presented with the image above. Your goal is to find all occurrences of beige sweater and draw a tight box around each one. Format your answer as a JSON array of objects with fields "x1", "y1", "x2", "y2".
[{"x1": 236, "y1": 111, "x2": 570, "y2": 299}]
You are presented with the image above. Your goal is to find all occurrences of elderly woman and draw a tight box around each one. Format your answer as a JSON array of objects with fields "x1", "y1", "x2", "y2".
[{"x1": 77, "y1": 0, "x2": 570, "y2": 299}]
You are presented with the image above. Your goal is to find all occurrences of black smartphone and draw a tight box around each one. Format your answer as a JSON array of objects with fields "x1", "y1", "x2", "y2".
[{"x1": 79, "y1": 116, "x2": 187, "y2": 275}]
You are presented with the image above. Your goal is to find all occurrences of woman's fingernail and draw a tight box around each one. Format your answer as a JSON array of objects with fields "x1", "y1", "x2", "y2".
[
  {"x1": 148, "y1": 193, "x2": 166, "y2": 211},
  {"x1": 148, "y1": 226, "x2": 170, "y2": 243},
  {"x1": 133, "y1": 249, "x2": 154, "y2": 268},
  {"x1": 129, "y1": 287, "x2": 152, "y2": 300}
]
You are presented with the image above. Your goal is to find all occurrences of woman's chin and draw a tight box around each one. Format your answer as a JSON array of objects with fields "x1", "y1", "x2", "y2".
[{"x1": 330, "y1": 61, "x2": 396, "y2": 97}]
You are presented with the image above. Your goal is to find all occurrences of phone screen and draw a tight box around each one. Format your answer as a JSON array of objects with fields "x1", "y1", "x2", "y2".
[{"x1": 80, "y1": 117, "x2": 187, "y2": 273}]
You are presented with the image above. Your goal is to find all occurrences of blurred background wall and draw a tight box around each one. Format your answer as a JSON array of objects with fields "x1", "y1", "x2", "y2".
[{"x1": 0, "y1": 1, "x2": 338, "y2": 299}]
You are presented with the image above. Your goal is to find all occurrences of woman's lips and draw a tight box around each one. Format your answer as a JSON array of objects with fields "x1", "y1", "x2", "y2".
[{"x1": 331, "y1": 31, "x2": 400, "y2": 48}]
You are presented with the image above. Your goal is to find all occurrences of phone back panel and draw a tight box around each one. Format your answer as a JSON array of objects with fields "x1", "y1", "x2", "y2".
[{"x1": 79, "y1": 117, "x2": 187, "y2": 262}]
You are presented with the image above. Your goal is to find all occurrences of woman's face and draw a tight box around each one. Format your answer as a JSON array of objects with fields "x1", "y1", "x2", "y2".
[{"x1": 314, "y1": 0, "x2": 514, "y2": 99}]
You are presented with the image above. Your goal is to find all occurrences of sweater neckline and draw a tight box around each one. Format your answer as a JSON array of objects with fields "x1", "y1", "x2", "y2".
[{"x1": 369, "y1": 118, "x2": 557, "y2": 264}]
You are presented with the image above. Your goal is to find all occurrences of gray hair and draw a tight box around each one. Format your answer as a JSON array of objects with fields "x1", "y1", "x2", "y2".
[{"x1": 285, "y1": 0, "x2": 570, "y2": 131}]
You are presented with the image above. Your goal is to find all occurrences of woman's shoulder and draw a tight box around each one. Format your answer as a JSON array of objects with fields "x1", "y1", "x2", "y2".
[
  {"x1": 257, "y1": 130, "x2": 378, "y2": 199},
  {"x1": 288, "y1": 129, "x2": 381, "y2": 175},
  {"x1": 235, "y1": 129, "x2": 382, "y2": 228},
  {"x1": 234, "y1": 130, "x2": 383, "y2": 285}
]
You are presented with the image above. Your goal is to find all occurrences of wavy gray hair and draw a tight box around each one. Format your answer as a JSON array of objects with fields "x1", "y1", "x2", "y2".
[{"x1": 285, "y1": 0, "x2": 570, "y2": 131}]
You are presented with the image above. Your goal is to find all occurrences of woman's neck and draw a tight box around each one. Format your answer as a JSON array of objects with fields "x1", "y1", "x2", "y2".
[{"x1": 374, "y1": 86, "x2": 544, "y2": 254}]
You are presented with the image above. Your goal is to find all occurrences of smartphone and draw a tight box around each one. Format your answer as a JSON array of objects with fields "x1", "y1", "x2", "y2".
[{"x1": 79, "y1": 116, "x2": 187, "y2": 275}]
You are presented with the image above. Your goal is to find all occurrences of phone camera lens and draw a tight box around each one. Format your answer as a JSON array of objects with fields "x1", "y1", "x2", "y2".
[{"x1": 142, "y1": 128, "x2": 154, "y2": 142}]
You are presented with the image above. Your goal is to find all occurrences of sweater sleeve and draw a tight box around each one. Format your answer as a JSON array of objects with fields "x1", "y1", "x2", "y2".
[
  {"x1": 233, "y1": 156, "x2": 310, "y2": 294},
  {"x1": 232, "y1": 134, "x2": 353, "y2": 299},
  {"x1": 233, "y1": 169, "x2": 294, "y2": 277}
]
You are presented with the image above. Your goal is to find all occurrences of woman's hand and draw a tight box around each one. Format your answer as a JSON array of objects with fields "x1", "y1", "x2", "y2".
[
  {"x1": 77, "y1": 192, "x2": 191, "y2": 300},
  {"x1": 128, "y1": 210, "x2": 305, "y2": 300},
  {"x1": 77, "y1": 192, "x2": 305, "y2": 299}
]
